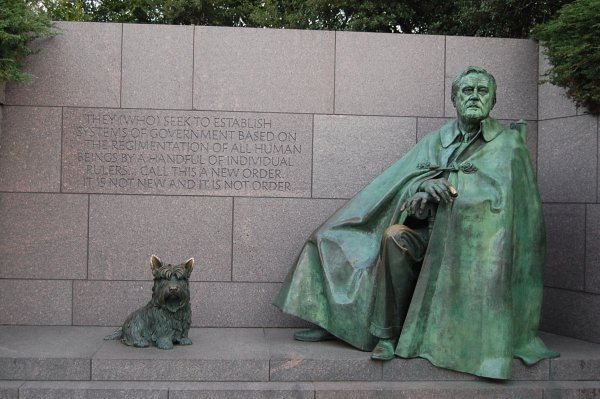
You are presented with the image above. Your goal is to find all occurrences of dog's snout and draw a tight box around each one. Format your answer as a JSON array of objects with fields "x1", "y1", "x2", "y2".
[{"x1": 169, "y1": 286, "x2": 179, "y2": 293}]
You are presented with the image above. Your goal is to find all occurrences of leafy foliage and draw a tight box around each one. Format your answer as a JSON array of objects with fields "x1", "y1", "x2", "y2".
[
  {"x1": 248, "y1": 0, "x2": 415, "y2": 32},
  {"x1": 42, "y1": 0, "x2": 258, "y2": 25},
  {"x1": 533, "y1": 0, "x2": 600, "y2": 114},
  {"x1": 38, "y1": 0, "x2": 90, "y2": 21},
  {"x1": 39, "y1": 0, "x2": 575, "y2": 38},
  {"x1": 89, "y1": 0, "x2": 165, "y2": 23},
  {"x1": 423, "y1": 0, "x2": 572, "y2": 38},
  {"x1": 0, "y1": 0, "x2": 55, "y2": 83}
]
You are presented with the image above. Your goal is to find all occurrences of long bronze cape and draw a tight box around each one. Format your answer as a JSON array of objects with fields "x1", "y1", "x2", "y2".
[{"x1": 274, "y1": 118, "x2": 558, "y2": 379}]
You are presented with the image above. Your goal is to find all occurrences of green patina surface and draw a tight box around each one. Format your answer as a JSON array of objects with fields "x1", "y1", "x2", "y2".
[{"x1": 274, "y1": 66, "x2": 558, "y2": 379}]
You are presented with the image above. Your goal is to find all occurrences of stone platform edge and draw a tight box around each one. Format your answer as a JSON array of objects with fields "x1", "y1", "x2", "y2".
[
  {"x1": 2, "y1": 380, "x2": 600, "y2": 399},
  {"x1": 0, "y1": 327, "x2": 599, "y2": 384}
]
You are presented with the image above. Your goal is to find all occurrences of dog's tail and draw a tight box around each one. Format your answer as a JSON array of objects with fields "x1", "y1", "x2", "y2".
[{"x1": 104, "y1": 328, "x2": 123, "y2": 340}]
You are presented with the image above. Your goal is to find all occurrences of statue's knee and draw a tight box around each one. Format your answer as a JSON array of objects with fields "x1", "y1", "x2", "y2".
[
  {"x1": 383, "y1": 224, "x2": 412, "y2": 242},
  {"x1": 383, "y1": 224, "x2": 422, "y2": 258}
]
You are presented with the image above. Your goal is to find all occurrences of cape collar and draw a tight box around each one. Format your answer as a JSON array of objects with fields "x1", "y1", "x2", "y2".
[{"x1": 440, "y1": 118, "x2": 504, "y2": 148}]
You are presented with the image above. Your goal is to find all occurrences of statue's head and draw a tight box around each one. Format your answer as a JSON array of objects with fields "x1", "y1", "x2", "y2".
[{"x1": 451, "y1": 66, "x2": 497, "y2": 123}]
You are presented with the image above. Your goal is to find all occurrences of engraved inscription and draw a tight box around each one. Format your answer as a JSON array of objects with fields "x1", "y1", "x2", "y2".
[{"x1": 62, "y1": 109, "x2": 312, "y2": 197}]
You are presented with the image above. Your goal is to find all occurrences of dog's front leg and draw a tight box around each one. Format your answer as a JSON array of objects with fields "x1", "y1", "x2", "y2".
[
  {"x1": 155, "y1": 336, "x2": 174, "y2": 350},
  {"x1": 176, "y1": 335, "x2": 192, "y2": 345}
]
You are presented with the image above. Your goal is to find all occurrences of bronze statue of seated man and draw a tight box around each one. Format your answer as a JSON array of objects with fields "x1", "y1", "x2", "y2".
[{"x1": 274, "y1": 66, "x2": 558, "y2": 379}]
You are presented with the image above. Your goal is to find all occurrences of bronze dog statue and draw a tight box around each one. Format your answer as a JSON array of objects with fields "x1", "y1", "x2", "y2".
[{"x1": 105, "y1": 255, "x2": 194, "y2": 349}]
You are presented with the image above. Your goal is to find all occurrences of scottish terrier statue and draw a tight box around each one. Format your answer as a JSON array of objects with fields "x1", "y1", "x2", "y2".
[{"x1": 105, "y1": 255, "x2": 194, "y2": 349}]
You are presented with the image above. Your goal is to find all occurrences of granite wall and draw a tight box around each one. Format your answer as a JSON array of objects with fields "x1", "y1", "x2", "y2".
[
  {"x1": 537, "y1": 54, "x2": 600, "y2": 344},
  {"x1": 0, "y1": 22, "x2": 597, "y2": 343}
]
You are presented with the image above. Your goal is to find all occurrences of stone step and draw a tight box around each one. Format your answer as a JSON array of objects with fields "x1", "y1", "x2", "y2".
[
  {"x1": 1, "y1": 380, "x2": 600, "y2": 399},
  {"x1": 0, "y1": 327, "x2": 599, "y2": 383}
]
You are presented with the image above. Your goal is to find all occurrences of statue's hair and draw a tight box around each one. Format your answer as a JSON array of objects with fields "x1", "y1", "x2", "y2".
[{"x1": 451, "y1": 66, "x2": 497, "y2": 107}]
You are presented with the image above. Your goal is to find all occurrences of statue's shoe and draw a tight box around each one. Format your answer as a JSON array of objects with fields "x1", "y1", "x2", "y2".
[
  {"x1": 293, "y1": 328, "x2": 335, "y2": 342},
  {"x1": 371, "y1": 339, "x2": 395, "y2": 361}
]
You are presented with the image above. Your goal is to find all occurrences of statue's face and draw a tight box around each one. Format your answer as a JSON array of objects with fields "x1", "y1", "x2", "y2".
[{"x1": 454, "y1": 73, "x2": 495, "y2": 122}]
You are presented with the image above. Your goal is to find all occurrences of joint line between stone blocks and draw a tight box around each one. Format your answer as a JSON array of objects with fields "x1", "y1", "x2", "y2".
[
  {"x1": 60, "y1": 107, "x2": 64, "y2": 193},
  {"x1": 230, "y1": 197, "x2": 235, "y2": 281},
  {"x1": 443, "y1": 35, "x2": 447, "y2": 117},
  {"x1": 584, "y1": 204, "x2": 588, "y2": 291},
  {"x1": 311, "y1": 114, "x2": 315, "y2": 198},
  {"x1": 119, "y1": 23, "x2": 124, "y2": 108},
  {"x1": 333, "y1": 31, "x2": 337, "y2": 115},
  {"x1": 192, "y1": 25, "x2": 196, "y2": 111},
  {"x1": 86, "y1": 194, "x2": 91, "y2": 280}
]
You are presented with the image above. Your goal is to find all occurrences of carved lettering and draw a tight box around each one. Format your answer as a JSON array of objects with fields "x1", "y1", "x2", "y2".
[{"x1": 62, "y1": 109, "x2": 312, "y2": 197}]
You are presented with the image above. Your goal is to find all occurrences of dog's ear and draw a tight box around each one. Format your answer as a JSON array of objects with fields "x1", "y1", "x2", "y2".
[
  {"x1": 150, "y1": 255, "x2": 163, "y2": 275},
  {"x1": 184, "y1": 258, "x2": 194, "y2": 276}
]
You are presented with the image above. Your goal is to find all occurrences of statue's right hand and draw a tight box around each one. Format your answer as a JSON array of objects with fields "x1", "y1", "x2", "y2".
[
  {"x1": 400, "y1": 192, "x2": 432, "y2": 215},
  {"x1": 419, "y1": 178, "x2": 458, "y2": 203}
]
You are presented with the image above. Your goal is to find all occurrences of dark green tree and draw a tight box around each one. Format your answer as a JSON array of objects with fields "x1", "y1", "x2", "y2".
[
  {"x1": 39, "y1": 0, "x2": 91, "y2": 21},
  {"x1": 42, "y1": 0, "x2": 260, "y2": 25},
  {"x1": 90, "y1": 0, "x2": 165, "y2": 23},
  {"x1": 164, "y1": 0, "x2": 258, "y2": 26},
  {"x1": 33, "y1": 0, "x2": 581, "y2": 40},
  {"x1": 0, "y1": 0, "x2": 55, "y2": 83},
  {"x1": 422, "y1": 0, "x2": 572, "y2": 38},
  {"x1": 248, "y1": 0, "x2": 417, "y2": 32},
  {"x1": 533, "y1": 0, "x2": 600, "y2": 114},
  {"x1": 247, "y1": 0, "x2": 574, "y2": 37}
]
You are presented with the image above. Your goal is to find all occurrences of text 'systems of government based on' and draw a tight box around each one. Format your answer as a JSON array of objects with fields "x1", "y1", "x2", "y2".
[{"x1": 62, "y1": 109, "x2": 313, "y2": 197}]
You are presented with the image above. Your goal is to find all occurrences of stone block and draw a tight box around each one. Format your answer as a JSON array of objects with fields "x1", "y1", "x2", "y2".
[
  {"x1": 551, "y1": 359, "x2": 600, "y2": 381},
  {"x1": 267, "y1": 329, "x2": 382, "y2": 381},
  {"x1": 74, "y1": 281, "x2": 303, "y2": 327},
  {"x1": 538, "y1": 52, "x2": 577, "y2": 120},
  {"x1": 0, "y1": 326, "x2": 109, "y2": 380},
  {"x1": 312, "y1": 115, "x2": 416, "y2": 198},
  {"x1": 543, "y1": 383, "x2": 600, "y2": 399},
  {"x1": 194, "y1": 27, "x2": 334, "y2": 114},
  {"x1": 5, "y1": 22, "x2": 121, "y2": 107},
  {"x1": 88, "y1": 195, "x2": 232, "y2": 281},
  {"x1": 522, "y1": 120, "x2": 539, "y2": 170},
  {"x1": 382, "y1": 358, "x2": 548, "y2": 381},
  {"x1": 383, "y1": 358, "x2": 475, "y2": 381},
  {"x1": 0, "y1": 280, "x2": 71, "y2": 325},
  {"x1": 335, "y1": 32, "x2": 444, "y2": 117},
  {"x1": 92, "y1": 328, "x2": 269, "y2": 381},
  {"x1": 0, "y1": 193, "x2": 87, "y2": 280},
  {"x1": 541, "y1": 288, "x2": 600, "y2": 344},
  {"x1": 193, "y1": 282, "x2": 304, "y2": 327},
  {"x1": 168, "y1": 382, "x2": 315, "y2": 399},
  {"x1": 122, "y1": 24, "x2": 193, "y2": 110},
  {"x1": 314, "y1": 381, "x2": 543, "y2": 399},
  {"x1": 233, "y1": 198, "x2": 345, "y2": 282},
  {"x1": 542, "y1": 204, "x2": 586, "y2": 291},
  {"x1": 586, "y1": 205, "x2": 600, "y2": 294},
  {"x1": 61, "y1": 108, "x2": 312, "y2": 198},
  {"x1": 538, "y1": 116, "x2": 598, "y2": 203},
  {"x1": 445, "y1": 37, "x2": 538, "y2": 121},
  {"x1": 0, "y1": 382, "x2": 21, "y2": 399},
  {"x1": 417, "y1": 117, "x2": 453, "y2": 141},
  {"x1": 0, "y1": 106, "x2": 61, "y2": 192},
  {"x1": 20, "y1": 382, "x2": 168, "y2": 399},
  {"x1": 73, "y1": 280, "x2": 152, "y2": 326},
  {"x1": 541, "y1": 333, "x2": 600, "y2": 381}
]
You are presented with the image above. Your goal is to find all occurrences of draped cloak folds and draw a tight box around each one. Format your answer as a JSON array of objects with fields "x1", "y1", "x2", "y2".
[{"x1": 273, "y1": 117, "x2": 558, "y2": 379}]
